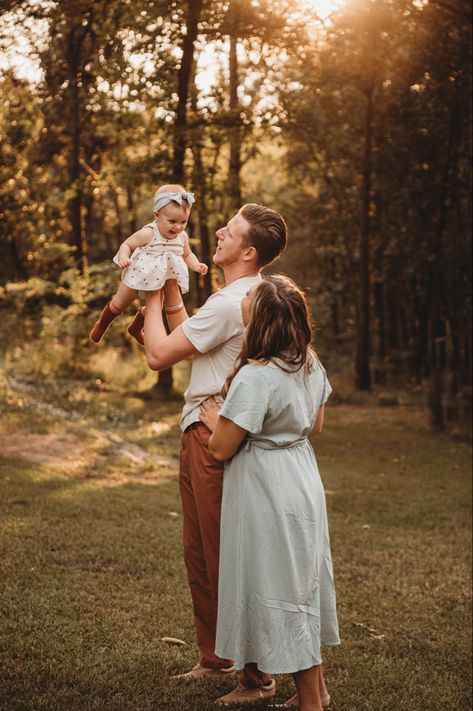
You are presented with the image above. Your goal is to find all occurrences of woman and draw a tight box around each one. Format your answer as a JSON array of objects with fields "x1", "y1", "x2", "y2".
[{"x1": 199, "y1": 275, "x2": 340, "y2": 711}]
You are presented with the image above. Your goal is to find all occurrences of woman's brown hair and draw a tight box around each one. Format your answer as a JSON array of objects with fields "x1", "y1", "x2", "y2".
[{"x1": 223, "y1": 274, "x2": 314, "y2": 396}]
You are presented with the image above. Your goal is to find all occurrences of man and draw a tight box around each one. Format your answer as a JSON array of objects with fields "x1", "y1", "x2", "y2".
[{"x1": 144, "y1": 203, "x2": 287, "y2": 705}]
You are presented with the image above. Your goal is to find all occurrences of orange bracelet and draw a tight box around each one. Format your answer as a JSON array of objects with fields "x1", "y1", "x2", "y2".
[{"x1": 165, "y1": 303, "x2": 185, "y2": 315}]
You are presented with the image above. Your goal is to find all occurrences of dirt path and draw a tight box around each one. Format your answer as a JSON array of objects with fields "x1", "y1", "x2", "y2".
[{"x1": 0, "y1": 424, "x2": 179, "y2": 486}]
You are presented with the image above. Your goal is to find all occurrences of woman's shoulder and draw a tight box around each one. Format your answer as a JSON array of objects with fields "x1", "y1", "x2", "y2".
[{"x1": 235, "y1": 362, "x2": 273, "y2": 387}]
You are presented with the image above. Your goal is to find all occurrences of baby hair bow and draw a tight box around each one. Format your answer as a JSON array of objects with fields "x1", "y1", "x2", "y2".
[{"x1": 154, "y1": 191, "x2": 196, "y2": 212}]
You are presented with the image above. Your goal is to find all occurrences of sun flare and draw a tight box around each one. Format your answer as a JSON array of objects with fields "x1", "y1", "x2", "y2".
[{"x1": 302, "y1": 0, "x2": 345, "y2": 19}]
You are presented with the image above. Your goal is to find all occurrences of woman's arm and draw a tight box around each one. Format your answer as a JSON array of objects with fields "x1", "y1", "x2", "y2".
[
  {"x1": 310, "y1": 404, "x2": 325, "y2": 435},
  {"x1": 200, "y1": 397, "x2": 247, "y2": 461}
]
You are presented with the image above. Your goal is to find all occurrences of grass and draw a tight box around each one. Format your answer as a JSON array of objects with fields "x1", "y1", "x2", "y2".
[{"x1": 0, "y1": 372, "x2": 471, "y2": 711}]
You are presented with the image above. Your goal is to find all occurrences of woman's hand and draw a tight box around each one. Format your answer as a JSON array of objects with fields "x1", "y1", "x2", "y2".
[{"x1": 199, "y1": 397, "x2": 221, "y2": 433}]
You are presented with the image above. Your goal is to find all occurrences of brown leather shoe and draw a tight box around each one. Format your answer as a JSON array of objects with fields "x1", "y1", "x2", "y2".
[
  {"x1": 216, "y1": 680, "x2": 276, "y2": 705},
  {"x1": 127, "y1": 308, "x2": 145, "y2": 346},
  {"x1": 90, "y1": 302, "x2": 118, "y2": 343},
  {"x1": 171, "y1": 662, "x2": 236, "y2": 681}
]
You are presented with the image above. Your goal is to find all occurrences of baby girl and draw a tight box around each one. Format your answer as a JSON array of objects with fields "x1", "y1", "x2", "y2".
[{"x1": 90, "y1": 183, "x2": 207, "y2": 345}]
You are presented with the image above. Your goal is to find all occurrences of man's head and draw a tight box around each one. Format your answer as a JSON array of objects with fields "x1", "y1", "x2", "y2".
[
  {"x1": 239, "y1": 203, "x2": 287, "y2": 268},
  {"x1": 214, "y1": 204, "x2": 287, "y2": 272}
]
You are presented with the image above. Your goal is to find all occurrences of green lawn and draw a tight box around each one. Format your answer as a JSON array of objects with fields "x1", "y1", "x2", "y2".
[{"x1": 0, "y1": 374, "x2": 471, "y2": 711}]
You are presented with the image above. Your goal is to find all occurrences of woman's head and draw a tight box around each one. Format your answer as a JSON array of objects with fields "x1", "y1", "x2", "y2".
[
  {"x1": 153, "y1": 183, "x2": 194, "y2": 240},
  {"x1": 242, "y1": 275, "x2": 313, "y2": 369}
]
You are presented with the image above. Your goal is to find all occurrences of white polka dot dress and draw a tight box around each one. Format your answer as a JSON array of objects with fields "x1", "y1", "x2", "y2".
[{"x1": 113, "y1": 222, "x2": 189, "y2": 293}]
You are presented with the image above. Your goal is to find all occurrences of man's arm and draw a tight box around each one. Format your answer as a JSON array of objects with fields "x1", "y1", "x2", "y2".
[{"x1": 144, "y1": 290, "x2": 197, "y2": 371}]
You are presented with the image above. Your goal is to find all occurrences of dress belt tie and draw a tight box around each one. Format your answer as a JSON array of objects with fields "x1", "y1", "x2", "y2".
[{"x1": 243, "y1": 437, "x2": 308, "y2": 451}]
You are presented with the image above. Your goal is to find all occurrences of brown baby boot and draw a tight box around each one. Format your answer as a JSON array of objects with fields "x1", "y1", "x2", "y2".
[
  {"x1": 127, "y1": 308, "x2": 145, "y2": 346},
  {"x1": 90, "y1": 302, "x2": 119, "y2": 343}
]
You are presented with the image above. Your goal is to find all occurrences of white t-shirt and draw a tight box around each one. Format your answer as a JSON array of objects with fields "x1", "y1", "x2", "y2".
[{"x1": 180, "y1": 274, "x2": 262, "y2": 432}]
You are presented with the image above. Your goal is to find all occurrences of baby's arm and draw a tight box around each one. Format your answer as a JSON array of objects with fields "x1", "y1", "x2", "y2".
[
  {"x1": 116, "y1": 226, "x2": 153, "y2": 268},
  {"x1": 182, "y1": 233, "x2": 208, "y2": 275}
]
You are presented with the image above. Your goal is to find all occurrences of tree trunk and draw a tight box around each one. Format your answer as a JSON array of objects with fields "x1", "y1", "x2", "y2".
[
  {"x1": 446, "y1": 314, "x2": 460, "y2": 420},
  {"x1": 429, "y1": 317, "x2": 447, "y2": 430},
  {"x1": 127, "y1": 186, "x2": 137, "y2": 235},
  {"x1": 157, "y1": 0, "x2": 204, "y2": 395},
  {"x1": 65, "y1": 27, "x2": 88, "y2": 275},
  {"x1": 172, "y1": 0, "x2": 204, "y2": 183},
  {"x1": 228, "y1": 33, "x2": 242, "y2": 212},
  {"x1": 190, "y1": 64, "x2": 212, "y2": 305},
  {"x1": 355, "y1": 88, "x2": 373, "y2": 390},
  {"x1": 373, "y1": 279, "x2": 386, "y2": 384},
  {"x1": 330, "y1": 299, "x2": 340, "y2": 337}
]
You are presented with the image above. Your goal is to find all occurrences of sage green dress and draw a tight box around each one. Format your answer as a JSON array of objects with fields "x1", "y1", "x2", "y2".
[{"x1": 216, "y1": 357, "x2": 340, "y2": 674}]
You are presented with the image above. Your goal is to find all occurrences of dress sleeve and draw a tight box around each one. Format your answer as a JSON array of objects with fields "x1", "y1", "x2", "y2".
[
  {"x1": 219, "y1": 367, "x2": 269, "y2": 434},
  {"x1": 182, "y1": 292, "x2": 241, "y2": 353},
  {"x1": 321, "y1": 367, "x2": 332, "y2": 405}
]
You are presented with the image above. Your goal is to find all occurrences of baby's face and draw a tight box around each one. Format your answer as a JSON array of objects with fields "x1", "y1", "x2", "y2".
[{"x1": 154, "y1": 202, "x2": 190, "y2": 239}]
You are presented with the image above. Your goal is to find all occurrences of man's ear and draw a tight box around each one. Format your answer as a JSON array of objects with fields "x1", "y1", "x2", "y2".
[{"x1": 241, "y1": 245, "x2": 258, "y2": 263}]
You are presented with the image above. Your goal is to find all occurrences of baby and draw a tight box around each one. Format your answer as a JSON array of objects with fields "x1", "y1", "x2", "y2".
[{"x1": 90, "y1": 183, "x2": 207, "y2": 345}]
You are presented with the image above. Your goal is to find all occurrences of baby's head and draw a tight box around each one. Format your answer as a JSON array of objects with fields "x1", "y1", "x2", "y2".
[{"x1": 153, "y1": 184, "x2": 195, "y2": 240}]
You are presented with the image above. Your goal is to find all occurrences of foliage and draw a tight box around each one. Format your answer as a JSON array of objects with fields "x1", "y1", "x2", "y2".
[{"x1": 0, "y1": 0, "x2": 471, "y2": 424}]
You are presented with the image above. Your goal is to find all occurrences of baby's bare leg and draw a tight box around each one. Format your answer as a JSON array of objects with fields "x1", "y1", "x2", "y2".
[
  {"x1": 163, "y1": 279, "x2": 188, "y2": 331},
  {"x1": 110, "y1": 283, "x2": 139, "y2": 313}
]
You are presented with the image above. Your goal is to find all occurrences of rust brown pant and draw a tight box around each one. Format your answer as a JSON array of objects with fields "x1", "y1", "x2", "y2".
[
  {"x1": 179, "y1": 423, "x2": 272, "y2": 685},
  {"x1": 179, "y1": 423, "x2": 232, "y2": 669}
]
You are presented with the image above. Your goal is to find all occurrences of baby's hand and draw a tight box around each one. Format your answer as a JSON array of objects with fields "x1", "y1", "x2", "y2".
[
  {"x1": 117, "y1": 244, "x2": 132, "y2": 269},
  {"x1": 117, "y1": 256, "x2": 133, "y2": 269},
  {"x1": 196, "y1": 263, "x2": 208, "y2": 275}
]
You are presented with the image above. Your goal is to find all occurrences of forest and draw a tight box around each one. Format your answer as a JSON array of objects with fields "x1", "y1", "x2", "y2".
[
  {"x1": 1, "y1": 3, "x2": 472, "y2": 710},
  {"x1": 0, "y1": 0, "x2": 471, "y2": 426}
]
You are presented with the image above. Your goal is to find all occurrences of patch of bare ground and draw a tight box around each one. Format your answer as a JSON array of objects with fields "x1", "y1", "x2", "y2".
[{"x1": 0, "y1": 425, "x2": 178, "y2": 486}]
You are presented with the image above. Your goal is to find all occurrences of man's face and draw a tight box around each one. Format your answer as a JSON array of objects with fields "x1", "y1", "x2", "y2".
[{"x1": 214, "y1": 212, "x2": 251, "y2": 267}]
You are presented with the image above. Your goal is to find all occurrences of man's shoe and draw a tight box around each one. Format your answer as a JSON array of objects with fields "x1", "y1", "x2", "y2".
[
  {"x1": 216, "y1": 680, "x2": 276, "y2": 705},
  {"x1": 172, "y1": 662, "x2": 236, "y2": 680}
]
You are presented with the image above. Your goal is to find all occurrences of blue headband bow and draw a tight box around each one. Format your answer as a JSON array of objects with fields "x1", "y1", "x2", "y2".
[{"x1": 153, "y1": 191, "x2": 195, "y2": 212}]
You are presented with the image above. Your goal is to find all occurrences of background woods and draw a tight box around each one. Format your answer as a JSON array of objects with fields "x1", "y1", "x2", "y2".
[{"x1": 0, "y1": 0, "x2": 471, "y2": 427}]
